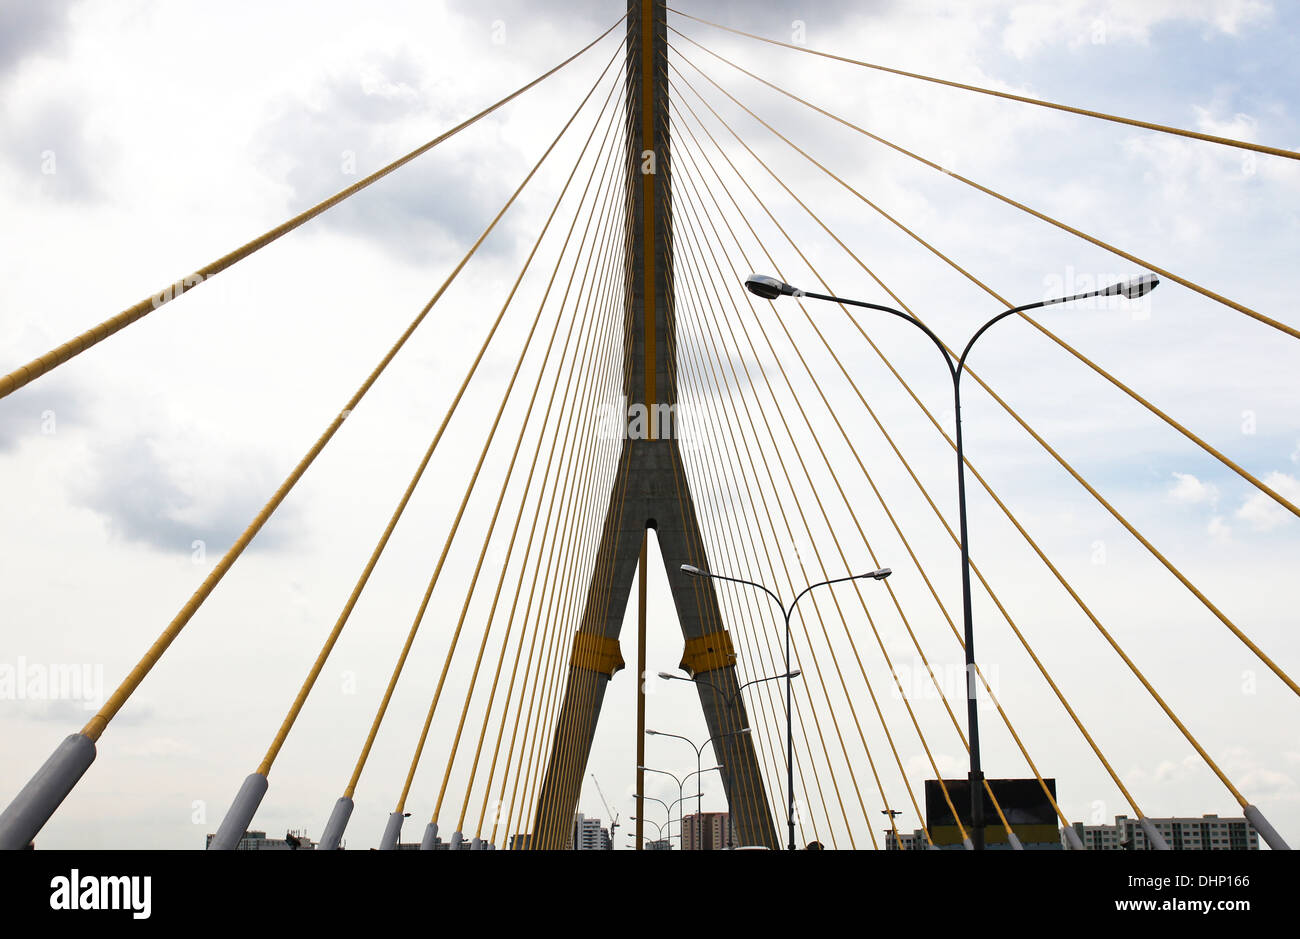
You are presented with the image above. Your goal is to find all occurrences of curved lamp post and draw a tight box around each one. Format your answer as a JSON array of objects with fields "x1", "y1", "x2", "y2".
[
  {"x1": 631, "y1": 815, "x2": 665, "y2": 842},
  {"x1": 682, "y1": 563, "x2": 892, "y2": 850},
  {"x1": 637, "y1": 764, "x2": 724, "y2": 850},
  {"x1": 638, "y1": 764, "x2": 687, "y2": 847},
  {"x1": 648, "y1": 727, "x2": 750, "y2": 849},
  {"x1": 658, "y1": 669, "x2": 800, "y2": 708},
  {"x1": 633, "y1": 792, "x2": 678, "y2": 846},
  {"x1": 745, "y1": 271, "x2": 1158, "y2": 850}
]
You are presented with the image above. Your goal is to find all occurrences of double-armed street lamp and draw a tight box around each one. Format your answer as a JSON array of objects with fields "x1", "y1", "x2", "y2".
[
  {"x1": 630, "y1": 815, "x2": 665, "y2": 844},
  {"x1": 647, "y1": 727, "x2": 751, "y2": 849},
  {"x1": 744, "y1": 271, "x2": 1158, "y2": 849},
  {"x1": 681, "y1": 563, "x2": 892, "y2": 850},
  {"x1": 658, "y1": 668, "x2": 800, "y2": 706},
  {"x1": 637, "y1": 763, "x2": 723, "y2": 850},
  {"x1": 632, "y1": 793, "x2": 677, "y2": 846}
]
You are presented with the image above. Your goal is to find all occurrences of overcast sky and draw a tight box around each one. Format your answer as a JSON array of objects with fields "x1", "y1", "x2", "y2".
[{"x1": 1, "y1": 0, "x2": 1298, "y2": 852}]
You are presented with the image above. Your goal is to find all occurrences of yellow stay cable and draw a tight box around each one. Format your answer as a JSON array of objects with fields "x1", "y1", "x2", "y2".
[
  {"x1": 489, "y1": 265, "x2": 624, "y2": 846},
  {"x1": 666, "y1": 57, "x2": 1281, "y2": 804},
  {"x1": 528, "y1": 410, "x2": 624, "y2": 847},
  {"x1": 457, "y1": 140, "x2": 629, "y2": 839},
  {"x1": 673, "y1": 191, "x2": 881, "y2": 847},
  {"x1": 664, "y1": 69, "x2": 1178, "y2": 824},
  {"x1": 0, "y1": 13, "x2": 630, "y2": 403},
  {"x1": 659, "y1": 110, "x2": 866, "y2": 843},
  {"x1": 671, "y1": 150, "x2": 1019, "y2": 846},
  {"x1": 667, "y1": 118, "x2": 928, "y2": 847},
  {"x1": 667, "y1": 29, "x2": 1300, "y2": 345},
  {"x1": 669, "y1": 96, "x2": 971, "y2": 848},
  {"x1": 506, "y1": 315, "x2": 630, "y2": 845},
  {"x1": 75, "y1": 39, "x2": 620, "y2": 748},
  {"x1": 677, "y1": 225, "x2": 909, "y2": 849},
  {"x1": 665, "y1": 330, "x2": 805, "y2": 843},
  {"x1": 432, "y1": 118, "x2": 627, "y2": 831},
  {"x1": 668, "y1": 32, "x2": 1299, "y2": 524},
  {"x1": 261, "y1": 89, "x2": 625, "y2": 784},
  {"x1": 533, "y1": 446, "x2": 628, "y2": 847},
  {"x1": 668, "y1": 111, "x2": 1050, "y2": 839},
  {"x1": 670, "y1": 167, "x2": 911, "y2": 846},
  {"x1": 657, "y1": 351, "x2": 796, "y2": 846},
  {"x1": 498, "y1": 330, "x2": 623, "y2": 845},
  {"x1": 494, "y1": 184, "x2": 634, "y2": 847},
  {"x1": 676, "y1": 267, "x2": 928, "y2": 846},
  {"x1": 666, "y1": 8, "x2": 1300, "y2": 161},
  {"x1": 471, "y1": 192, "x2": 628, "y2": 841},
  {"x1": 639, "y1": 206, "x2": 778, "y2": 847},
  {"x1": 674, "y1": 248, "x2": 865, "y2": 848},
  {"x1": 522, "y1": 317, "x2": 635, "y2": 846},
  {"x1": 666, "y1": 73, "x2": 1173, "y2": 823},
  {"x1": 669, "y1": 103, "x2": 1025, "y2": 845},
  {"x1": 378, "y1": 46, "x2": 626, "y2": 814}
]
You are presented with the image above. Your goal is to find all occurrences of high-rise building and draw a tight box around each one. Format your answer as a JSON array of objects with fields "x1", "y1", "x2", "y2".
[
  {"x1": 885, "y1": 829, "x2": 927, "y2": 851},
  {"x1": 1067, "y1": 814, "x2": 1259, "y2": 850},
  {"x1": 570, "y1": 813, "x2": 612, "y2": 850},
  {"x1": 682, "y1": 812, "x2": 733, "y2": 850},
  {"x1": 204, "y1": 829, "x2": 316, "y2": 850},
  {"x1": 645, "y1": 838, "x2": 673, "y2": 851}
]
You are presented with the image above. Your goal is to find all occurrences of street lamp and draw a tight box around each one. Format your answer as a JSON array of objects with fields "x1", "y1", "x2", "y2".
[
  {"x1": 682, "y1": 562, "x2": 892, "y2": 850},
  {"x1": 658, "y1": 669, "x2": 800, "y2": 708},
  {"x1": 746, "y1": 271, "x2": 1158, "y2": 849},
  {"x1": 630, "y1": 816, "x2": 665, "y2": 842},
  {"x1": 638, "y1": 765, "x2": 686, "y2": 847},
  {"x1": 633, "y1": 792, "x2": 677, "y2": 846},
  {"x1": 647, "y1": 727, "x2": 750, "y2": 849},
  {"x1": 638, "y1": 764, "x2": 724, "y2": 850}
]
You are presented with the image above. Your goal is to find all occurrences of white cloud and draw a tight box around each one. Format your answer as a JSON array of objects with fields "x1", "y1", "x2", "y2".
[
  {"x1": 1195, "y1": 106, "x2": 1260, "y2": 143},
  {"x1": 1169, "y1": 471, "x2": 1219, "y2": 505},
  {"x1": 1236, "y1": 472, "x2": 1300, "y2": 531},
  {"x1": 1208, "y1": 515, "x2": 1231, "y2": 541},
  {"x1": 1001, "y1": 0, "x2": 1272, "y2": 59}
]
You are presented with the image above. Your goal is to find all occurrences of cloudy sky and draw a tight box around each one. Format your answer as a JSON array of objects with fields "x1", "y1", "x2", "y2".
[{"x1": 1, "y1": 0, "x2": 1298, "y2": 852}]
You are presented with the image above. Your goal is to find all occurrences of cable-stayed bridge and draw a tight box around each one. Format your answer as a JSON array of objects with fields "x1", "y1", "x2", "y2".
[{"x1": 0, "y1": 1, "x2": 1297, "y2": 852}]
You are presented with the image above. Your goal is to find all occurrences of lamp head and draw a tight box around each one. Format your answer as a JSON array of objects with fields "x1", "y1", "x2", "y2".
[
  {"x1": 680, "y1": 563, "x2": 702, "y2": 576},
  {"x1": 745, "y1": 273, "x2": 804, "y2": 300},
  {"x1": 869, "y1": 568, "x2": 892, "y2": 580},
  {"x1": 1103, "y1": 273, "x2": 1159, "y2": 299}
]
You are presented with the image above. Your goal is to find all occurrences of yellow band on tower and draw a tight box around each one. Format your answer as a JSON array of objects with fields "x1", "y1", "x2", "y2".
[
  {"x1": 570, "y1": 632, "x2": 625, "y2": 678},
  {"x1": 679, "y1": 630, "x2": 736, "y2": 676}
]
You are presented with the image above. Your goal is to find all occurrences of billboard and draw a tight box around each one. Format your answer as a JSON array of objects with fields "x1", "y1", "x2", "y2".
[{"x1": 925, "y1": 777, "x2": 1061, "y2": 849}]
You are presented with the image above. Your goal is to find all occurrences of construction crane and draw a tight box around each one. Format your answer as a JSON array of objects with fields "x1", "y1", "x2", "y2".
[{"x1": 590, "y1": 774, "x2": 619, "y2": 849}]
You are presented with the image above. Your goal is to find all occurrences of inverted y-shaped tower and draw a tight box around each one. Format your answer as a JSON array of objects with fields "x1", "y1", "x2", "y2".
[{"x1": 530, "y1": 0, "x2": 779, "y2": 849}]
